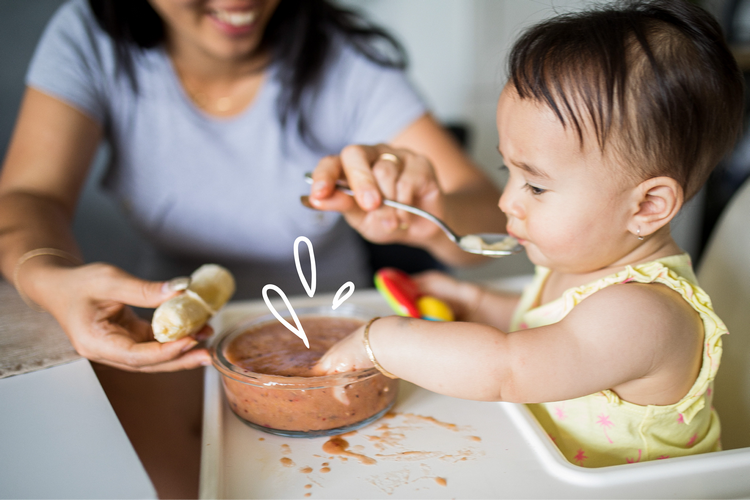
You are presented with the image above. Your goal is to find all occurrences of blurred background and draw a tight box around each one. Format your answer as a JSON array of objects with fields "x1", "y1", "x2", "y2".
[{"x1": 1, "y1": 0, "x2": 748, "y2": 283}]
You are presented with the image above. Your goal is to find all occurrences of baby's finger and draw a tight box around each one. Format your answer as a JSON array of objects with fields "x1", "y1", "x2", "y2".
[{"x1": 411, "y1": 271, "x2": 460, "y2": 298}]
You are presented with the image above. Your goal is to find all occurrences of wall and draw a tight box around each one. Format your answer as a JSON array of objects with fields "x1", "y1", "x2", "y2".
[
  {"x1": 0, "y1": 0, "x2": 708, "y2": 282},
  {"x1": 339, "y1": 0, "x2": 706, "y2": 280}
]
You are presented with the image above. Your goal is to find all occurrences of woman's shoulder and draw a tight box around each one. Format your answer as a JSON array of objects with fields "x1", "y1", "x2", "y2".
[
  {"x1": 31, "y1": 0, "x2": 120, "y2": 73},
  {"x1": 43, "y1": 0, "x2": 108, "y2": 43},
  {"x1": 26, "y1": 0, "x2": 129, "y2": 123}
]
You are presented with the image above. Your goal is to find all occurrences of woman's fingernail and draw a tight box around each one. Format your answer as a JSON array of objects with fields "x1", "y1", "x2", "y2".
[
  {"x1": 363, "y1": 191, "x2": 378, "y2": 209},
  {"x1": 164, "y1": 276, "x2": 191, "y2": 292},
  {"x1": 195, "y1": 330, "x2": 213, "y2": 341},
  {"x1": 300, "y1": 195, "x2": 314, "y2": 208},
  {"x1": 311, "y1": 181, "x2": 327, "y2": 195},
  {"x1": 181, "y1": 339, "x2": 198, "y2": 353}
]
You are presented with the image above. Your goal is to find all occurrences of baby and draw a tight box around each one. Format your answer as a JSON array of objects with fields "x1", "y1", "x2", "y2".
[{"x1": 316, "y1": 0, "x2": 744, "y2": 467}]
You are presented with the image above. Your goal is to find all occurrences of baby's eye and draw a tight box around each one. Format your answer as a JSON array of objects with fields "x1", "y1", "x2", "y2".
[{"x1": 524, "y1": 183, "x2": 546, "y2": 195}]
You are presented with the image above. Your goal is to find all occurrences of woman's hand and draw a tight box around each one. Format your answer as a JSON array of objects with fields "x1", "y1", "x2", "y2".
[
  {"x1": 312, "y1": 324, "x2": 372, "y2": 375},
  {"x1": 304, "y1": 115, "x2": 505, "y2": 267},
  {"x1": 307, "y1": 143, "x2": 446, "y2": 248},
  {"x1": 22, "y1": 260, "x2": 211, "y2": 372}
]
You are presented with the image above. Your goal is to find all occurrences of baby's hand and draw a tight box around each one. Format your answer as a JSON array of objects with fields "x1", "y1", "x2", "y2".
[
  {"x1": 313, "y1": 325, "x2": 373, "y2": 375},
  {"x1": 412, "y1": 271, "x2": 482, "y2": 321}
]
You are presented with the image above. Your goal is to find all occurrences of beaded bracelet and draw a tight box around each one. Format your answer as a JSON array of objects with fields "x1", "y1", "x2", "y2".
[
  {"x1": 13, "y1": 248, "x2": 82, "y2": 310},
  {"x1": 362, "y1": 316, "x2": 399, "y2": 379}
]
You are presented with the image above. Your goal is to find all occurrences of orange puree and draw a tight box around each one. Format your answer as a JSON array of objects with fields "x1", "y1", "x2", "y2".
[{"x1": 218, "y1": 315, "x2": 398, "y2": 434}]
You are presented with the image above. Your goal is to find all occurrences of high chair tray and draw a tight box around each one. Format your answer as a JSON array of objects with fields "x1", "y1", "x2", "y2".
[{"x1": 200, "y1": 284, "x2": 750, "y2": 499}]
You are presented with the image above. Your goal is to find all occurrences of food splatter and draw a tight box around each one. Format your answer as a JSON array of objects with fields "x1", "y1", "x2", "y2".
[
  {"x1": 268, "y1": 411, "x2": 483, "y2": 497},
  {"x1": 322, "y1": 436, "x2": 377, "y2": 465}
]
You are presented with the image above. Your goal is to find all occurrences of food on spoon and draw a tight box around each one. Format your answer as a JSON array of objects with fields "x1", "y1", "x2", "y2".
[
  {"x1": 459, "y1": 234, "x2": 518, "y2": 252},
  {"x1": 152, "y1": 264, "x2": 235, "y2": 342}
]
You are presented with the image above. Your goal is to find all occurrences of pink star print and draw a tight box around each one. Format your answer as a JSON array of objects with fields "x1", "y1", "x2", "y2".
[
  {"x1": 554, "y1": 406, "x2": 567, "y2": 420},
  {"x1": 596, "y1": 414, "x2": 614, "y2": 444},
  {"x1": 574, "y1": 449, "x2": 588, "y2": 465},
  {"x1": 626, "y1": 449, "x2": 642, "y2": 464},
  {"x1": 687, "y1": 433, "x2": 698, "y2": 447},
  {"x1": 677, "y1": 414, "x2": 685, "y2": 424}
]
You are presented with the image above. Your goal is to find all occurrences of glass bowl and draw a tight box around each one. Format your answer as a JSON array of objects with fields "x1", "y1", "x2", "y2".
[{"x1": 211, "y1": 305, "x2": 399, "y2": 438}]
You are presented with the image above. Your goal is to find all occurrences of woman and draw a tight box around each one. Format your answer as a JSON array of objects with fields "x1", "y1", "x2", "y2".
[{"x1": 0, "y1": 0, "x2": 502, "y2": 495}]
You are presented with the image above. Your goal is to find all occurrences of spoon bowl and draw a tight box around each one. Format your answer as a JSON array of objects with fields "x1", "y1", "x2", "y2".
[{"x1": 304, "y1": 173, "x2": 523, "y2": 257}]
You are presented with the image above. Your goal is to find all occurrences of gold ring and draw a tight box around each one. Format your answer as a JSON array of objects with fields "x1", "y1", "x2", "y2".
[{"x1": 378, "y1": 152, "x2": 401, "y2": 167}]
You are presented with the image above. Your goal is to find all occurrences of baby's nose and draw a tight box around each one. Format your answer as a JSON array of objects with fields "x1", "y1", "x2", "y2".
[{"x1": 498, "y1": 190, "x2": 523, "y2": 219}]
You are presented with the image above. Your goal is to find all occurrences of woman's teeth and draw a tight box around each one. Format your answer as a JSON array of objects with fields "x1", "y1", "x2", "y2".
[{"x1": 213, "y1": 9, "x2": 257, "y2": 27}]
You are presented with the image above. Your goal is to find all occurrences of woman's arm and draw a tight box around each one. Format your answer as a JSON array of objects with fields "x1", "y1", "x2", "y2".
[
  {"x1": 0, "y1": 88, "x2": 208, "y2": 371},
  {"x1": 308, "y1": 114, "x2": 505, "y2": 266}
]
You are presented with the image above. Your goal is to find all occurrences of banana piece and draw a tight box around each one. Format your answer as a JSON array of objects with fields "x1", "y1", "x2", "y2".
[{"x1": 152, "y1": 264, "x2": 236, "y2": 343}]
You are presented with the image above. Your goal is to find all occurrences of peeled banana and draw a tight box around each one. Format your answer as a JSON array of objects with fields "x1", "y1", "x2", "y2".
[{"x1": 152, "y1": 264, "x2": 235, "y2": 343}]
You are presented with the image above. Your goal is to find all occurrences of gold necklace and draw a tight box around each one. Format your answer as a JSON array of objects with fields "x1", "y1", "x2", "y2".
[{"x1": 187, "y1": 90, "x2": 234, "y2": 113}]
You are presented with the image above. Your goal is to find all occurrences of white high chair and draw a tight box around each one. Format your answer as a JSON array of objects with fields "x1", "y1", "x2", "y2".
[
  {"x1": 697, "y1": 177, "x2": 750, "y2": 450},
  {"x1": 490, "y1": 179, "x2": 750, "y2": 496}
]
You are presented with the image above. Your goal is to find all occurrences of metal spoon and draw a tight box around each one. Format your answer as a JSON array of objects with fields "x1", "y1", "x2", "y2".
[{"x1": 304, "y1": 173, "x2": 522, "y2": 257}]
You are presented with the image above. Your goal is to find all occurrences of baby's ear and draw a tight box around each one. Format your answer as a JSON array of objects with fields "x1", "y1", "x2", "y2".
[{"x1": 629, "y1": 176, "x2": 683, "y2": 238}]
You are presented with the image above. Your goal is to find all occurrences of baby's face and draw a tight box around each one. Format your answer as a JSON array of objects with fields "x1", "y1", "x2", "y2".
[{"x1": 495, "y1": 85, "x2": 639, "y2": 274}]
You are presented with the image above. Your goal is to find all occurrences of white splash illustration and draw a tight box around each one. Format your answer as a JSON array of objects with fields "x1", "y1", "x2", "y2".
[{"x1": 262, "y1": 236, "x2": 356, "y2": 348}]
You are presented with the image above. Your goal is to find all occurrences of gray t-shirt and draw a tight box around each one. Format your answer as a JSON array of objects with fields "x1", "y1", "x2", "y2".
[{"x1": 26, "y1": 0, "x2": 426, "y2": 299}]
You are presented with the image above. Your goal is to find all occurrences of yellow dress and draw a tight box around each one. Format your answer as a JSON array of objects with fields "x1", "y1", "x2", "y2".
[{"x1": 510, "y1": 254, "x2": 727, "y2": 467}]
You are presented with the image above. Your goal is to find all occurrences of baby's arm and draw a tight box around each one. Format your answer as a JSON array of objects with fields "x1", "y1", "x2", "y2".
[
  {"x1": 316, "y1": 283, "x2": 704, "y2": 405},
  {"x1": 412, "y1": 271, "x2": 520, "y2": 330}
]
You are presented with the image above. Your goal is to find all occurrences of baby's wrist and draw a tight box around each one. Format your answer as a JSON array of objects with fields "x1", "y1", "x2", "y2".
[{"x1": 362, "y1": 317, "x2": 399, "y2": 379}]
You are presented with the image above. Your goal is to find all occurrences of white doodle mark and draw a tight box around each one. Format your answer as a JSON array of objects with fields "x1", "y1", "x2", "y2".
[
  {"x1": 262, "y1": 284, "x2": 310, "y2": 348},
  {"x1": 294, "y1": 236, "x2": 316, "y2": 298},
  {"x1": 332, "y1": 281, "x2": 355, "y2": 310}
]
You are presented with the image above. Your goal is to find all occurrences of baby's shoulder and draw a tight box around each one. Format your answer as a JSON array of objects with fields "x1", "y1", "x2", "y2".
[{"x1": 569, "y1": 282, "x2": 703, "y2": 345}]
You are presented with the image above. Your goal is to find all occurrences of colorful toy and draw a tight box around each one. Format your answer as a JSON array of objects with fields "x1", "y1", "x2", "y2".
[
  {"x1": 374, "y1": 268, "x2": 454, "y2": 321},
  {"x1": 416, "y1": 296, "x2": 454, "y2": 321}
]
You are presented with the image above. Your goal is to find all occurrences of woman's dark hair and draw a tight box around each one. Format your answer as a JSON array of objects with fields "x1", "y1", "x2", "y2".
[
  {"x1": 88, "y1": 0, "x2": 407, "y2": 149},
  {"x1": 508, "y1": 0, "x2": 744, "y2": 200}
]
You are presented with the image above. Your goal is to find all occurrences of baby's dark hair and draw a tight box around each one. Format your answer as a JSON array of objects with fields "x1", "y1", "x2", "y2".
[{"x1": 508, "y1": 0, "x2": 744, "y2": 200}]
